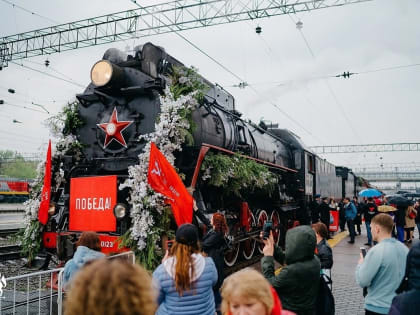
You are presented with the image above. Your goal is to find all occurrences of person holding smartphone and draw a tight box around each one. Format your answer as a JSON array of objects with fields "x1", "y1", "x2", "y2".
[
  {"x1": 355, "y1": 214, "x2": 409, "y2": 315},
  {"x1": 202, "y1": 212, "x2": 228, "y2": 313}
]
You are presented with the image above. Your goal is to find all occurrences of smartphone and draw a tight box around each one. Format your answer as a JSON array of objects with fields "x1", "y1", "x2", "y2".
[
  {"x1": 166, "y1": 240, "x2": 174, "y2": 250},
  {"x1": 360, "y1": 247, "x2": 367, "y2": 257}
]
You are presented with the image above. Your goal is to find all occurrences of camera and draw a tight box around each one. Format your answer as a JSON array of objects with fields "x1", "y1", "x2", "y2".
[{"x1": 263, "y1": 221, "x2": 273, "y2": 240}]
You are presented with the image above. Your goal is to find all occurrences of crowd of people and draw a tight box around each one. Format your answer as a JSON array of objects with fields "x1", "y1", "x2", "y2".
[
  {"x1": 61, "y1": 197, "x2": 420, "y2": 315},
  {"x1": 309, "y1": 195, "x2": 420, "y2": 246}
]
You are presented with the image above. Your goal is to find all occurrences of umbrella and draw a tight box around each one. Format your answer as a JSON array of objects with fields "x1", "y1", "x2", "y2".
[
  {"x1": 387, "y1": 196, "x2": 413, "y2": 207},
  {"x1": 359, "y1": 188, "x2": 382, "y2": 198},
  {"x1": 378, "y1": 205, "x2": 397, "y2": 213}
]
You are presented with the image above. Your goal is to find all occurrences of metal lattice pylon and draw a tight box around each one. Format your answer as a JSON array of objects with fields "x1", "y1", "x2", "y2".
[
  {"x1": 310, "y1": 143, "x2": 420, "y2": 154},
  {"x1": 0, "y1": 0, "x2": 372, "y2": 68}
]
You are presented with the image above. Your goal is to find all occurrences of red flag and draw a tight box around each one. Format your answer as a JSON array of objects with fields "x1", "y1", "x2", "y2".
[
  {"x1": 38, "y1": 140, "x2": 52, "y2": 225},
  {"x1": 147, "y1": 142, "x2": 193, "y2": 226}
]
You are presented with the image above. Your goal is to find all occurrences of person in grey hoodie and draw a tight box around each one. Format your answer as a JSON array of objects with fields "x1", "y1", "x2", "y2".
[
  {"x1": 63, "y1": 231, "x2": 105, "y2": 284},
  {"x1": 356, "y1": 214, "x2": 409, "y2": 315}
]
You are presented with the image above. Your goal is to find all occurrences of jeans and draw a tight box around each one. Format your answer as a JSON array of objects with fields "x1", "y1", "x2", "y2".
[
  {"x1": 396, "y1": 226, "x2": 405, "y2": 243},
  {"x1": 347, "y1": 218, "x2": 355, "y2": 242},
  {"x1": 365, "y1": 221, "x2": 372, "y2": 245}
]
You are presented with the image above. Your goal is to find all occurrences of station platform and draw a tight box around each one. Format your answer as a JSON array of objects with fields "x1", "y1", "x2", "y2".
[
  {"x1": 329, "y1": 224, "x2": 417, "y2": 315},
  {"x1": 329, "y1": 228, "x2": 366, "y2": 315}
]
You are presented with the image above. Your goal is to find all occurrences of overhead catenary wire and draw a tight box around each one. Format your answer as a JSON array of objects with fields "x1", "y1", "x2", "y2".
[
  {"x1": 129, "y1": 0, "x2": 325, "y2": 145},
  {"x1": 287, "y1": 14, "x2": 362, "y2": 143},
  {"x1": 23, "y1": 59, "x2": 84, "y2": 86},
  {"x1": 1, "y1": 100, "x2": 47, "y2": 114},
  {"x1": 0, "y1": 0, "x2": 59, "y2": 24},
  {"x1": 10, "y1": 61, "x2": 85, "y2": 88}
]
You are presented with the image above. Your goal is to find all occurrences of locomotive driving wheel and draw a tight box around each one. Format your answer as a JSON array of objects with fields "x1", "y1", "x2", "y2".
[
  {"x1": 270, "y1": 210, "x2": 281, "y2": 246},
  {"x1": 242, "y1": 211, "x2": 256, "y2": 260},
  {"x1": 257, "y1": 209, "x2": 269, "y2": 254},
  {"x1": 224, "y1": 225, "x2": 240, "y2": 267}
]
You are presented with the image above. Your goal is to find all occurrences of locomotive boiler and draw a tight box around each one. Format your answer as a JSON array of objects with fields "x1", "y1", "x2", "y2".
[{"x1": 42, "y1": 42, "x2": 362, "y2": 268}]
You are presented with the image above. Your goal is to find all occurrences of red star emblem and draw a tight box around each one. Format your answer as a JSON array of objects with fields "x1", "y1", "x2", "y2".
[{"x1": 97, "y1": 107, "x2": 133, "y2": 148}]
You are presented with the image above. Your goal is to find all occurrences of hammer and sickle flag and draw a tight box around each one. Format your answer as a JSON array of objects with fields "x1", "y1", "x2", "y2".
[
  {"x1": 38, "y1": 140, "x2": 52, "y2": 225},
  {"x1": 147, "y1": 142, "x2": 193, "y2": 226}
]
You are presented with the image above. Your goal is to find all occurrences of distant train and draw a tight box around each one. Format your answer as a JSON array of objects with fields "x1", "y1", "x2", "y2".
[
  {"x1": 0, "y1": 178, "x2": 29, "y2": 203},
  {"x1": 41, "y1": 43, "x2": 368, "y2": 268}
]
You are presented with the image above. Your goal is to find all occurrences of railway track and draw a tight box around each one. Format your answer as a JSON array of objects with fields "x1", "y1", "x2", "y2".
[
  {"x1": 0, "y1": 228, "x2": 20, "y2": 237},
  {"x1": 0, "y1": 244, "x2": 22, "y2": 261}
]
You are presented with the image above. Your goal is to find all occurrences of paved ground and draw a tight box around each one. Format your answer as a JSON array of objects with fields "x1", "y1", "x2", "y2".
[
  {"x1": 330, "y1": 227, "x2": 366, "y2": 315},
  {"x1": 330, "y1": 224, "x2": 419, "y2": 315}
]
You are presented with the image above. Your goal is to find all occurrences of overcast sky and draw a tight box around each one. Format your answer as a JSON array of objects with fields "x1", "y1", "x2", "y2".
[{"x1": 0, "y1": 0, "x2": 419, "y2": 171}]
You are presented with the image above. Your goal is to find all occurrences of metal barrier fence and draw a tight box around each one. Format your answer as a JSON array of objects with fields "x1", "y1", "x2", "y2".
[
  {"x1": 1, "y1": 251, "x2": 135, "y2": 315},
  {"x1": 0, "y1": 268, "x2": 63, "y2": 315}
]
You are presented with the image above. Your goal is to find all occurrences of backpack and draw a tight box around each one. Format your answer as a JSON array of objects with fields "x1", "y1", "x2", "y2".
[{"x1": 315, "y1": 274, "x2": 335, "y2": 315}]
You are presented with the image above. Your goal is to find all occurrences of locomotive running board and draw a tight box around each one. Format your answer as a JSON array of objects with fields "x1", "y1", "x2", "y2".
[{"x1": 190, "y1": 143, "x2": 297, "y2": 189}]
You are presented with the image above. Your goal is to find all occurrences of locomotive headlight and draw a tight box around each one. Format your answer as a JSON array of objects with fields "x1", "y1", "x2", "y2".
[
  {"x1": 90, "y1": 60, "x2": 123, "y2": 87},
  {"x1": 113, "y1": 203, "x2": 127, "y2": 220}
]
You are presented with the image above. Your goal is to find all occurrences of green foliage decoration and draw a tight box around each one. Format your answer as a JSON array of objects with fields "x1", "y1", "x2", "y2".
[{"x1": 201, "y1": 153, "x2": 277, "y2": 197}]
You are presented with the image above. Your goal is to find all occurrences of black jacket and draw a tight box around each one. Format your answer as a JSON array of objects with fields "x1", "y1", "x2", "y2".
[
  {"x1": 202, "y1": 229, "x2": 225, "y2": 290},
  {"x1": 316, "y1": 239, "x2": 333, "y2": 269},
  {"x1": 395, "y1": 206, "x2": 406, "y2": 227},
  {"x1": 363, "y1": 202, "x2": 378, "y2": 222},
  {"x1": 389, "y1": 241, "x2": 420, "y2": 315},
  {"x1": 415, "y1": 205, "x2": 420, "y2": 224},
  {"x1": 319, "y1": 202, "x2": 330, "y2": 227},
  {"x1": 310, "y1": 200, "x2": 320, "y2": 223},
  {"x1": 261, "y1": 225, "x2": 320, "y2": 314},
  {"x1": 354, "y1": 202, "x2": 362, "y2": 225}
]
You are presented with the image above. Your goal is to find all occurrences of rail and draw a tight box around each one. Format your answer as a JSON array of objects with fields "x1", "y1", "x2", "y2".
[{"x1": 0, "y1": 245, "x2": 22, "y2": 261}]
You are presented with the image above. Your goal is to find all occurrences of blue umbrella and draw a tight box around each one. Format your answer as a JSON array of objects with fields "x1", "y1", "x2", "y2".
[{"x1": 359, "y1": 188, "x2": 382, "y2": 197}]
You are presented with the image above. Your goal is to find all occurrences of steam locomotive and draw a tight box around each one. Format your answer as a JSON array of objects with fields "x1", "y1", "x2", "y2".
[{"x1": 42, "y1": 42, "x2": 364, "y2": 267}]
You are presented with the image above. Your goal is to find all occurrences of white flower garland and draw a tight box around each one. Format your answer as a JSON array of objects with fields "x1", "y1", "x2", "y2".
[{"x1": 120, "y1": 86, "x2": 197, "y2": 251}]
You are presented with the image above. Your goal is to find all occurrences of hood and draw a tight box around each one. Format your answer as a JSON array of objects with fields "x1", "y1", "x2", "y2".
[
  {"x1": 73, "y1": 245, "x2": 105, "y2": 268},
  {"x1": 285, "y1": 225, "x2": 316, "y2": 265},
  {"x1": 163, "y1": 253, "x2": 206, "y2": 282},
  {"x1": 407, "y1": 241, "x2": 420, "y2": 290}
]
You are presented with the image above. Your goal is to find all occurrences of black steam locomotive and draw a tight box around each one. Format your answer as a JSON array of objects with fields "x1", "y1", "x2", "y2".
[{"x1": 42, "y1": 43, "x2": 363, "y2": 268}]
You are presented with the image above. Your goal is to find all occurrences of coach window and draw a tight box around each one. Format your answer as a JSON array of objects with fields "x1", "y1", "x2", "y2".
[{"x1": 308, "y1": 154, "x2": 315, "y2": 173}]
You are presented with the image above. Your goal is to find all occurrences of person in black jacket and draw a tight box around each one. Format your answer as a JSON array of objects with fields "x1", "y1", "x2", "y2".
[
  {"x1": 353, "y1": 196, "x2": 362, "y2": 235},
  {"x1": 319, "y1": 197, "x2": 331, "y2": 237},
  {"x1": 388, "y1": 240, "x2": 420, "y2": 315},
  {"x1": 363, "y1": 197, "x2": 378, "y2": 246},
  {"x1": 312, "y1": 222, "x2": 333, "y2": 270},
  {"x1": 202, "y1": 212, "x2": 228, "y2": 312},
  {"x1": 309, "y1": 194, "x2": 321, "y2": 224},
  {"x1": 338, "y1": 199, "x2": 346, "y2": 232},
  {"x1": 395, "y1": 206, "x2": 406, "y2": 243}
]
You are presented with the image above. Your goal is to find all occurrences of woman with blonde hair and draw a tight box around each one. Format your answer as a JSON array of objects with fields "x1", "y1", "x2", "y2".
[
  {"x1": 153, "y1": 223, "x2": 217, "y2": 315},
  {"x1": 221, "y1": 268, "x2": 294, "y2": 315},
  {"x1": 65, "y1": 258, "x2": 156, "y2": 315}
]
